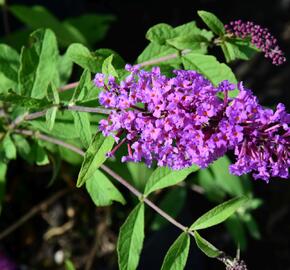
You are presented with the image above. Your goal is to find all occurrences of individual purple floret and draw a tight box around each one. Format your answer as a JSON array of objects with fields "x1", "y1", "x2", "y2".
[
  {"x1": 225, "y1": 20, "x2": 286, "y2": 65},
  {"x1": 95, "y1": 66, "x2": 289, "y2": 182}
]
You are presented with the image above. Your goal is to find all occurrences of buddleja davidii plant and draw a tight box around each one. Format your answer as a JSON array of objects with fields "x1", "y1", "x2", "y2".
[
  {"x1": 87, "y1": 11, "x2": 287, "y2": 269},
  {"x1": 0, "y1": 14, "x2": 252, "y2": 270},
  {"x1": 0, "y1": 9, "x2": 287, "y2": 270}
]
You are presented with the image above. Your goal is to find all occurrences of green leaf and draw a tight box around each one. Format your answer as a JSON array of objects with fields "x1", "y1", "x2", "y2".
[
  {"x1": 126, "y1": 162, "x2": 153, "y2": 192},
  {"x1": 102, "y1": 54, "x2": 118, "y2": 78},
  {"x1": 46, "y1": 82, "x2": 60, "y2": 104},
  {"x1": 59, "y1": 142, "x2": 83, "y2": 165},
  {"x1": 2, "y1": 134, "x2": 16, "y2": 160},
  {"x1": 221, "y1": 42, "x2": 236, "y2": 63},
  {"x1": 45, "y1": 83, "x2": 59, "y2": 130},
  {"x1": 161, "y1": 232, "x2": 190, "y2": 270},
  {"x1": 74, "y1": 78, "x2": 100, "y2": 103},
  {"x1": 0, "y1": 44, "x2": 20, "y2": 93},
  {"x1": 34, "y1": 143, "x2": 49, "y2": 166},
  {"x1": 242, "y1": 212, "x2": 261, "y2": 240},
  {"x1": 57, "y1": 52, "x2": 73, "y2": 86},
  {"x1": 64, "y1": 259, "x2": 76, "y2": 270},
  {"x1": 65, "y1": 14, "x2": 115, "y2": 45},
  {"x1": 210, "y1": 156, "x2": 244, "y2": 196},
  {"x1": 0, "y1": 92, "x2": 48, "y2": 110},
  {"x1": 86, "y1": 169, "x2": 125, "y2": 206},
  {"x1": 182, "y1": 53, "x2": 239, "y2": 98},
  {"x1": 29, "y1": 111, "x2": 79, "y2": 139},
  {"x1": 173, "y1": 21, "x2": 198, "y2": 35},
  {"x1": 174, "y1": 21, "x2": 214, "y2": 41},
  {"x1": 94, "y1": 48, "x2": 125, "y2": 69},
  {"x1": 0, "y1": 162, "x2": 7, "y2": 211},
  {"x1": 193, "y1": 231, "x2": 221, "y2": 258},
  {"x1": 144, "y1": 165, "x2": 198, "y2": 196},
  {"x1": 151, "y1": 187, "x2": 186, "y2": 231},
  {"x1": 67, "y1": 43, "x2": 109, "y2": 72},
  {"x1": 190, "y1": 196, "x2": 248, "y2": 230},
  {"x1": 72, "y1": 111, "x2": 92, "y2": 148},
  {"x1": 15, "y1": 139, "x2": 48, "y2": 165},
  {"x1": 77, "y1": 132, "x2": 114, "y2": 187},
  {"x1": 146, "y1": 23, "x2": 175, "y2": 45},
  {"x1": 246, "y1": 198, "x2": 263, "y2": 210},
  {"x1": 225, "y1": 38, "x2": 259, "y2": 61},
  {"x1": 166, "y1": 22, "x2": 214, "y2": 53},
  {"x1": 12, "y1": 134, "x2": 31, "y2": 161},
  {"x1": 166, "y1": 35, "x2": 209, "y2": 53},
  {"x1": 71, "y1": 69, "x2": 91, "y2": 102},
  {"x1": 197, "y1": 10, "x2": 225, "y2": 36},
  {"x1": 182, "y1": 53, "x2": 237, "y2": 86},
  {"x1": 137, "y1": 42, "x2": 178, "y2": 65},
  {"x1": 197, "y1": 169, "x2": 226, "y2": 202},
  {"x1": 117, "y1": 203, "x2": 145, "y2": 270},
  {"x1": 225, "y1": 214, "x2": 247, "y2": 250},
  {"x1": 66, "y1": 43, "x2": 98, "y2": 72},
  {"x1": 9, "y1": 5, "x2": 87, "y2": 47},
  {"x1": 47, "y1": 153, "x2": 61, "y2": 187},
  {"x1": 18, "y1": 28, "x2": 59, "y2": 99},
  {"x1": 45, "y1": 107, "x2": 58, "y2": 131}
]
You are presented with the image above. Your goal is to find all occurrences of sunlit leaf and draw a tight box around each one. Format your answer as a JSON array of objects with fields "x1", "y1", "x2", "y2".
[
  {"x1": 193, "y1": 231, "x2": 221, "y2": 258},
  {"x1": 144, "y1": 165, "x2": 198, "y2": 196},
  {"x1": 86, "y1": 169, "x2": 125, "y2": 206},
  {"x1": 0, "y1": 44, "x2": 19, "y2": 93},
  {"x1": 161, "y1": 232, "x2": 190, "y2": 270},
  {"x1": 197, "y1": 10, "x2": 225, "y2": 36},
  {"x1": 77, "y1": 132, "x2": 114, "y2": 187},
  {"x1": 18, "y1": 29, "x2": 59, "y2": 99},
  {"x1": 117, "y1": 203, "x2": 145, "y2": 270},
  {"x1": 72, "y1": 111, "x2": 92, "y2": 148},
  {"x1": 190, "y1": 196, "x2": 248, "y2": 230}
]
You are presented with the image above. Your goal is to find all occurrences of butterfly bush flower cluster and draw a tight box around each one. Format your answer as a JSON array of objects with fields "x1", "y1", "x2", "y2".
[
  {"x1": 95, "y1": 65, "x2": 289, "y2": 182},
  {"x1": 225, "y1": 20, "x2": 286, "y2": 65}
]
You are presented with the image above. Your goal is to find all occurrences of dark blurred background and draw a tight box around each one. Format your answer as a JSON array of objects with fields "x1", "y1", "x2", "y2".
[{"x1": 1, "y1": 0, "x2": 290, "y2": 269}]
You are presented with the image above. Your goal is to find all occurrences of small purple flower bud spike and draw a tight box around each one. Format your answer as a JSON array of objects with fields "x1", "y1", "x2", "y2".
[{"x1": 225, "y1": 20, "x2": 286, "y2": 65}]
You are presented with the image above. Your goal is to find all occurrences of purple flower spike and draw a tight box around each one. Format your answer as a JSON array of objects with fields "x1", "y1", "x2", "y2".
[
  {"x1": 225, "y1": 20, "x2": 286, "y2": 65},
  {"x1": 95, "y1": 66, "x2": 290, "y2": 182}
]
